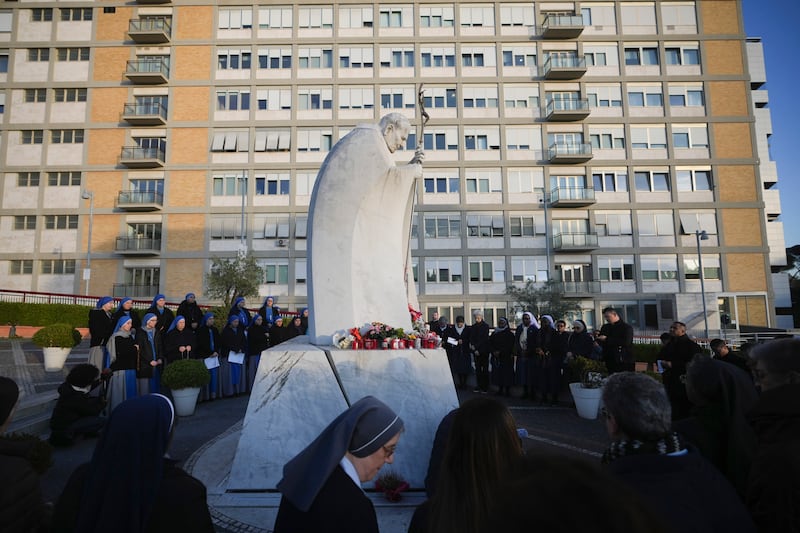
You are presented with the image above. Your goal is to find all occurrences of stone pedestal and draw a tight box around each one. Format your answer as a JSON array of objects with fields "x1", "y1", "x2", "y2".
[{"x1": 228, "y1": 339, "x2": 458, "y2": 492}]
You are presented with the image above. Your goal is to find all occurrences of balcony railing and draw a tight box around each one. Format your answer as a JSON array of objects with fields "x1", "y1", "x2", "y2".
[
  {"x1": 113, "y1": 284, "x2": 160, "y2": 298},
  {"x1": 128, "y1": 17, "x2": 171, "y2": 43},
  {"x1": 550, "y1": 186, "x2": 596, "y2": 207},
  {"x1": 542, "y1": 54, "x2": 587, "y2": 79},
  {"x1": 545, "y1": 98, "x2": 590, "y2": 121},
  {"x1": 116, "y1": 190, "x2": 164, "y2": 210},
  {"x1": 115, "y1": 237, "x2": 162, "y2": 254},
  {"x1": 547, "y1": 143, "x2": 593, "y2": 163},
  {"x1": 120, "y1": 146, "x2": 166, "y2": 168},
  {"x1": 121, "y1": 102, "x2": 168, "y2": 125},
  {"x1": 552, "y1": 232, "x2": 599, "y2": 251},
  {"x1": 559, "y1": 281, "x2": 601, "y2": 294},
  {"x1": 124, "y1": 59, "x2": 169, "y2": 84},
  {"x1": 541, "y1": 14, "x2": 585, "y2": 38}
]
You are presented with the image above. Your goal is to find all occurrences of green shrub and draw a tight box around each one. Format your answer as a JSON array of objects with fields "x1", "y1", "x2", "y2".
[
  {"x1": 632, "y1": 343, "x2": 662, "y2": 363},
  {"x1": 32, "y1": 323, "x2": 82, "y2": 348},
  {"x1": 161, "y1": 359, "x2": 211, "y2": 389},
  {"x1": 566, "y1": 356, "x2": 608, "y2": 385},
  {"x1": 0, "y1": 302, "x2": 90, "y2": 328}
]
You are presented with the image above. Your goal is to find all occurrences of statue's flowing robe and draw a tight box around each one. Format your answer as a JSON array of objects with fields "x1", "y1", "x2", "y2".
[{"x1": 308, "y1": 124, "x2": 418, "y2": 345}]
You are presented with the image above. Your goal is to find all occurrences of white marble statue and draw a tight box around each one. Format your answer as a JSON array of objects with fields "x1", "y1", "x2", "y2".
[{"x1": 307, "y1": 113, "x2": 424, "y2": 345}]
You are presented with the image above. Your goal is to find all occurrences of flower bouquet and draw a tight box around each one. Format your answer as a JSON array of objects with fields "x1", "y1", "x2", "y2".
[{"x1": 374, "y1": 470, "x2": 409, "y2": 502}]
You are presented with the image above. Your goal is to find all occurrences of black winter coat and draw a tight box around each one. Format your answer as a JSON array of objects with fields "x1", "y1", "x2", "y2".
[
  {"x1": 49, "y1": 383, "x2": 105, "y2": 432},
  {"x1": 88, "y1": 308, "x2": 114, "y2": 347},
  {"x1": 0, "y1": 439, "x2": 46, "y2": 533}
]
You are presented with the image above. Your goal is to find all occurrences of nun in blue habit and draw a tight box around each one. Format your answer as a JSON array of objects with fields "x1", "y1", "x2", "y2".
[
  {"x1": 135, "y1": 313, "x2": 163, "y2": 395},
  {"x1": 88, "y1": 296, "x2": 115, "y2": 370},
  {"x1": 220, "y1": 315, "x2": 247, "y2": 397},
  {"x1": 228, "y1": 296, "x2": 252, "y2": 328},
  {"x1": 196, "y1": 312, "x2": 222, "y2": 401},
  {"x1": 107, "y1": 316, "x2": 140, "y2": 413},
  {"x1": 257, "y1": 295, "x2": 281, "y2": 327},
  {"x1": 274, "y1": 396, "x2": 404, "y2": 533},
  {"x1": 145, "y1": 293, "x2": 175, "y2": 334}
]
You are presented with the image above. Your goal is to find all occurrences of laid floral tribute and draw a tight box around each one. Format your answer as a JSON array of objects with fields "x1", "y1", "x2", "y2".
[
  {"x1": 332, "y1": 306, "x2": 441, "y2": 350},
  {"x1": 374, "y1": 470, "x2": 409, "y2": 502}
]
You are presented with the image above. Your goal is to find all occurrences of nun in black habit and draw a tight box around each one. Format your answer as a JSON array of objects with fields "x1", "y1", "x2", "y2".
[{"x1": 274, "y1": 396, "x2": 404, "y2": 533}]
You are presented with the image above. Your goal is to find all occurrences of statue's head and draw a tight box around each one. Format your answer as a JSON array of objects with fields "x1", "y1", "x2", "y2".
[{"x1": 379, "y1": 113, "x2": 411, "y2": 154}]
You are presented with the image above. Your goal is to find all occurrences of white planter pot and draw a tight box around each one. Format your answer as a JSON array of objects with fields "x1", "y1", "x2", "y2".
[
  {"x1": 569, "y1": 382, "x2": 603, "y2": 420},
  {"x1": 43, "y1": 347, "x2": 72, "y2": 372},
  {"x1": 171, "y1": 387, "x2": 201, "y2": 417}
]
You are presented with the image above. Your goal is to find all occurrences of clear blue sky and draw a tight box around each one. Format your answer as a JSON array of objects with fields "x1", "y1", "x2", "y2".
[{"x1": 742, "y1": 0, "x2": 800, "y2": 247}]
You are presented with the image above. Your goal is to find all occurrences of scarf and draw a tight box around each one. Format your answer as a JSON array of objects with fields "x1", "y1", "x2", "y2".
[{"x1": 601, "y1": 432, "x2": 685, "y2": 464}]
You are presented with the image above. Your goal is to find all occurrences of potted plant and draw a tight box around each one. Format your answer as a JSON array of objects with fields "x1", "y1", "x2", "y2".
[
  {"x1": 32, "y1": 323, "x2": 82, "y2": 372},
  {"x1": 374, "y1": 470, "x2": 409, "y2": 502},
  {"x1": 161, "y1": 359, "x2": 211, "y2": 416},
  {"x1": 567, "y1": 356, "x2": 608, "y2": 420}
]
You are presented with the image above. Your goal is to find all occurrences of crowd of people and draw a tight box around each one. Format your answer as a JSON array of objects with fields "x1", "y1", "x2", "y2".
[{"x1": 1, "y1": 299, "x2": 798, "y2": 532}]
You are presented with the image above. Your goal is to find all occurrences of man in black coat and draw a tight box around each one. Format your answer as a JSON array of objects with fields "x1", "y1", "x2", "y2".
[
  {"x1": 596, "y1": 307, "x2": 634, "y2": 374},
  {"x1": 660, "y1": 321, "x2": 703, "y2": 420},
  {"x1": 709, "y1": 338, "x2": 751, "y2": 375}
]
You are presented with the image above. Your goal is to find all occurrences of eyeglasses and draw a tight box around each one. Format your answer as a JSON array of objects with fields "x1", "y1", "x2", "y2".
[{"x1": 382, "y1": 444, "x2": 397, "y2": 458}]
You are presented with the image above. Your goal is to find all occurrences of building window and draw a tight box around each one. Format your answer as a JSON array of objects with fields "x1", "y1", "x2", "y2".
[
  {"x1": 218, "y1": 49, "x2": 252, "y2": 70},
  {"x1": 509, "y1": 216, "x2": 535, "y2": 237},
  {"x1": 423, "y1": 87, "x2": 457, "y2": 109},
  {"x1": 630, "y1": 126, "x2": 667, "y2": 149},
  {"x1": 295, "y1": 172, "x2": 317, "y2": 195},
  {"x1": 298, "y1": 6, "x2": 333, "y2": 28},
  {"x1": 511, "y1": 258, "x2": 548, "y2": 282},
  {"x1": 499, "y1": 4, "x2": 535, "y2": 27},
  {"x1": 461, "y1": 50, "x2": 485, "y2": 67},
  {"x1": 339, "y1": 47, "x2": 374, "y2": 68},
  {"x1": 467, "y1": 214, "x2": 504, "y2": 237},
  {"x1": 257, "y1": 88, "x2": 291, "y2": 111},
  {"x1": 60, "y1": 8, "x2": 92, "y2": 21},
  {"x1": 684, "y1": 257, "x2": 720, "y2": 280},
  {"x1": 425, "y1": 258, "x2": 463, "y2": 283},
  {"x1": 624, "y1": 46, "x2": 659, "y2": 66},
  {"x1": 48, "y1": 171, "x2": 81, "y2": 186},
  {"x1": 253, "y1": 129, "x2": 290, "y2": 152},
  {"x1": 507, "y1": 169, "x2": 540, "y2": 194},
  {"x1": 634, "y1": 171, "x2": 670, "y2": 192},
  {"x1": 469, "y1": 260, "x2": 503, "y2": 282},
  {"x1": 340, "y1": 6, "x2": 373, "y2": 29},
  {"x1": 586, "y1": 85, "x2": 622, "y2": 107},
  {"x1": 298, "y1": 48, "x2": 333, "y2": 68},
  {"x1": 295, "y1": 259, "x2": 307, "y2": 284},
  {"x1": 669, "y1": 84, "x2": 704, "y2": 107},
  {"x1": 298, "y1": 88, "x2": 333, "y2": 110},
  {"x1": 18, "y1": 172, "x2": 41, "y2": 187},
  {"x1": 255, "y1": 173, "x2": 290, "y2": 195},
  {"x1": 258, "y1": 48, "x2": 292, "y2": 69},
  {"x1": 210, "y1": 131, "x2": 249, "y2": 152},
  {"x1": 628, "y1": 85, "x2": 663, "y2": 107},
  {"x1": 672, "y1": 125, "x2": 708, "y2": 148},
  {"x1": 423, "y1": 176, "x2": 459, "y2": 194},
  {"x1": 460, "y1": 5, "x2": 494, "y2": 27},
  {"x1": 463, "y1": 86, "x2": 499, "y2": 108},
  {"x1": 10, "y1": 260, "x2": 34, "y2": 275},
  {"x1": 28, "y1": 48, "x2": 50, "y2": 62},
  {"x1": 413, "y1": 129, "x2": 458, "y2": 151},
  {"x1": 424, "y1": 215, "x2": 461, "y2": 238},
  {"x1": 56, "y1": 48, "x2": 90, "y2": 61},
  {"x1": 665, "y1": 45, "x2": 700, "y2": 65},
  {"x1": 503, "y1": 86, "x2": 538, "y2": 108},
  {"x1": 51, "y1": 129, "x2": 84, "y2": 144},
  {"x1": 32, "y1": 8, "x2": 54, "y2": 21},
  {"x1": 679, "y1": 211, "x2": 717, "y2": 235},
  {"x1": 598, "y1": 257, "x2": 634, "y2": 281},
  {"x1": 594, "y1": 211, "x2": 632, "y2": 236},
  {"x1": 264, "y1": 264, "x2": 289, "y2": 284},
  {"x1": 44, "y1": 215, "x2": 79, "y2": 229},
  {"x1": 676, "y1": 169, "x2": 712, "y2": 191},
  {"x1": 216, "y1": 89, "x2": 250, "y2": 111},
  {"x1": 637, "y1": 212, "x2": 674, "y2": 236},
  {"x1": 253, "y1": 215, "x2": 290, "y2": 239},
  {"x1": 41, "y1": 259, "x2": 76, "y2": 274},
  {"x1": 339, "y1": 87, "x2": 374, "y2": 109},
  {"x1": 505, "y1": 127, "x2": 537, "y2": 151},
  {"x1": 219, "y1": 8, "x2": 253, "y2": 29},
  {"x1": 25, "y1": 89, "x2": 47, "y2": 103},
  {"x1": 589, "y1": 128, "x2": 625, "y2": 149},
  {"x1": 210, "y1": 216, "x2": 245, "y2": 240},
  {"x1": 379, "y1": 47, "x2": 415, "y2": 68},
  {"x1": 54, "y1": 88, "x2": 87, "y2": 102},
  {"x1": 14, "y1": 215, "x2": 36, "y2": 230},
  {"x1": 296, "y1": 129, "x2": 333, "y2": 152},
  {"x1": 259, "y1": 7, "x2": 292, "y2": 29},
  {"x1": 592, "y1": 171, "x2": 628, "y2": 192},
  {"x1": 379, "y1": 7, "x2": 411, "y2": 28},
  {"x1": 22, "y1": 130, "x2": 44, "y2": 144},
  {"x1": 212, "y1": 174, "x2": 247, "y2": 196},
  {"x1": 502, "y1": 46, "x2": 536, "y2": 67},
  {"x1": 420, "y1": 6, "x2": 454, "y2": 27},
  {"x1": 380, "y1": 86, "x2": 416, "y2": 109},
  {"x1": 421, "y1": 48, "x2": 455, "y2": 68},
  {"x1": 661, "y1": 4, "x2": 697, "y2": 33},
  {"x1": 466, "y1": 171, "x2": 501, "y2": 193},
  {"x1": 0, "y1": 51, "x2": 8, "y2": 73},
  {"x1": 641, "y1": 255, "x2": 678, "y2": 281},
  {"x1": 294, "y1": 215, "x2": 308, "y2": 239}
]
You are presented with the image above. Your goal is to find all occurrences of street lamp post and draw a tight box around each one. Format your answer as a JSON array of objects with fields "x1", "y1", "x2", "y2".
[
  {"x1": 81, "y1": 190, "x2": 94, "y2": 296},
  {"x1": 538, "y1": 187, "x2": 551, "y2": 280},
  {"x1": 695, "y1": 229, "x2": 709, "y2": 340},
  {"x1": 238, "y1": 171, "x2": 247, "y2": 256}
]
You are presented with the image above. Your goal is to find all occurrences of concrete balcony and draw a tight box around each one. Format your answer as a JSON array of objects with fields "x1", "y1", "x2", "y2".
[
  {"x1": 128, "y1": 18, "x2": 171, "y2": 43},
  {"x1": 119, "y1": 146, "x2": 165, "y2": 168},
  {"x1": 550, "y1": 186, "x2": 596, "y2": 207},
  {"x1": 121, "y1": 102, "x2": 168, "y2": 126},
  {"x1": 125, "y1": 59, "x2": 169, "y2": 84},
  {"x1": 115, "y1": 237, "x2": 162, "y2": 255},
  {"x1": 541, "y1": 14, "x2": 585, "y2": 39},
  {"x1": 542, "y1": 54, "x2": 586, "y2": 79},
  {"x1": 547, "y1": 143, "x2": 593, "y2": 163},
  {"x1": 558, "y1": 281, "x2": 601, "y2": 295},
  {"x1": 552, "y1": 232, "x2": 599, "y2": 251},
  {"x1": 545, "y1": 98, "x2": 590, "y2": 121},
  {"x1": 116, "y1": 190, "x2": 164, "y2": 211}
]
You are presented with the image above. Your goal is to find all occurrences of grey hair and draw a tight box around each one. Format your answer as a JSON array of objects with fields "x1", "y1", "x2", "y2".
[
  {"x1": 379, "y1": 112, "x2": 410, "y2": 132},
  {"x1": 750, "y1": 338, "x2": 800, "y2": 376},
  {"x1": 602, "y1": 372, "x2": 671, "y2": 440}
]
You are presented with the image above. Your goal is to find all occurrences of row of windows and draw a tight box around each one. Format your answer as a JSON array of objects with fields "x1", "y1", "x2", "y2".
[
  {"x1": 30, "y1": 8, "x2": 93, "y2": 22},
  {"x1": 8, "y1": 259, "x2": 76, "y2": 275},
  {"x1": 19, "y1": 130, "x2": 84, "y2": 144},
  {"x1": 12, "y1": 215, "x2": 78, "y2": 230},
  {"x1": 22, "y1": 88, "x2": 87, "y2": 103},
  {"x1": 26, "y1": 48, "x2": 90, "y2": 62},
  {"x1": 215, "y1": 3, "x2": 696, "y2": 33},
  {"x1": 15, "y1": 171, "x2": 81, "y2": 187}
]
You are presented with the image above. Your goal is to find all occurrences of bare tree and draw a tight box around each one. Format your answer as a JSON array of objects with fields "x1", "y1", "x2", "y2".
[{"x1": 505, "y1": 280, "x2": 582, "y2": 321}]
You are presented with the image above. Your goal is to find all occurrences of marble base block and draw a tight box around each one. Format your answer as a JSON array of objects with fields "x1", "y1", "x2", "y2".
[{"x1": 227, "y1": 342, "x2": 458, "y2": 492}]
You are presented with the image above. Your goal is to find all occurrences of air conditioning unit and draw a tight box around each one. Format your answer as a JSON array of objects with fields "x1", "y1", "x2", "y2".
[{"x1": 277, "y1": 239, "x2": 288, "y2": 247}]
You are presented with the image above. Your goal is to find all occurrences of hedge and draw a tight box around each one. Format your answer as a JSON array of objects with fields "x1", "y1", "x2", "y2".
[{"x1": 0, "y1": 302, "x2": 151, "y2": 328}]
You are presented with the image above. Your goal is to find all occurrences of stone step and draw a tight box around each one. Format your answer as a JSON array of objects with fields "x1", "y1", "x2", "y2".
[{"x1": 6, "y1": 390, "x2": 58, "y2": 437}]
